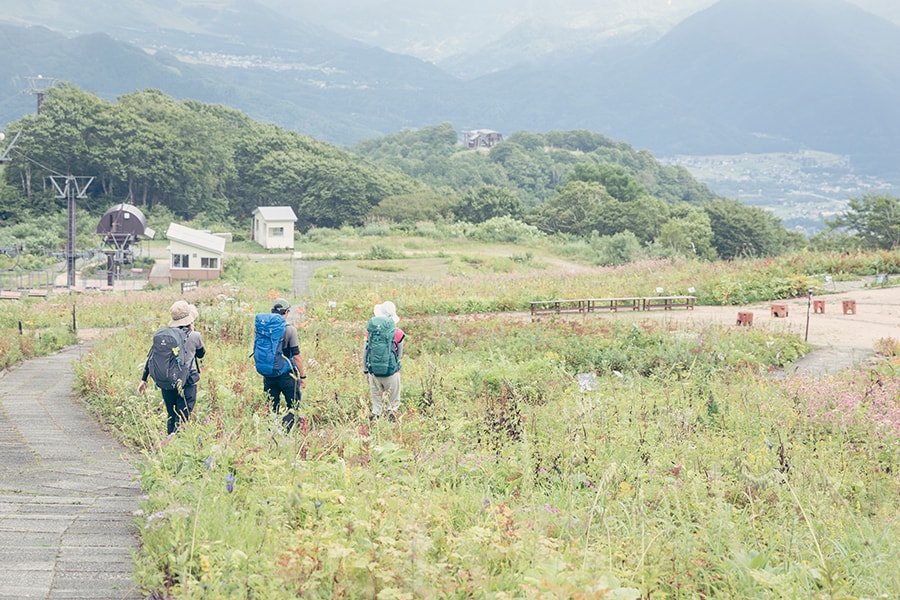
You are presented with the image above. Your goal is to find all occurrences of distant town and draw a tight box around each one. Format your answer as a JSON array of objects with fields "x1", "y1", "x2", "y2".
[{"x1": 662, "y1": 151, "x2": 899, "y2": 234}]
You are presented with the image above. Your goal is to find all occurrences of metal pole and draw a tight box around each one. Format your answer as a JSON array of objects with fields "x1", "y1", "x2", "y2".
[
  {"x1": 67, "y1": 178, "x2": 76, "y2": 287},
  {"x1": 804, "y1": 288, "x2": 812, "y2": 342}
]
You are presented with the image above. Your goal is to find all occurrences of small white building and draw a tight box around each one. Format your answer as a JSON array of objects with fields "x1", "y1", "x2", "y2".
[
  {"x1": 164, "y1": 223, "x2": 226, "y2": 282},
  {"x1": 252, "y1": 206, "x2": 298, "y2": 250}
]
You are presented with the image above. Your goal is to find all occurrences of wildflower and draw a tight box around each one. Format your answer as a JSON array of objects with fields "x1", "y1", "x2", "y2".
[
  {"x1": 225, "y1": 474, "x2": 235, "y2": 493},
  {"x1": 577, "y1": 373, "x2": 598, "y2": 392}
]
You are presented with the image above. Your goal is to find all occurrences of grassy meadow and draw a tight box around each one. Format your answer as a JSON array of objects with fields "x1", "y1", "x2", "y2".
[{"x1": 3, "y1": 238, "x2": 900, "y2": 598}]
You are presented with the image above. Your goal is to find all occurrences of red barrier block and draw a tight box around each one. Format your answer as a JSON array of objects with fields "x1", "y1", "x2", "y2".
[
  {"x1": 842, "y1": 300, "x2": 856, "y2": 315},
  {"x1": 737, "y1": 311, "x2": 754, "y2": 326},
  {"x1": 770, "y1": 303, "x2": 788, "y2": 318},
  {"x1": 813, "y1": 300, "x2": 825, "y2": 314}
]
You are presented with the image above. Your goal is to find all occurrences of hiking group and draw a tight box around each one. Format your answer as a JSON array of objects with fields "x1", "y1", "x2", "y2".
[{"x1": 138, "y1": 298, "x2": 405, "y2": 433}]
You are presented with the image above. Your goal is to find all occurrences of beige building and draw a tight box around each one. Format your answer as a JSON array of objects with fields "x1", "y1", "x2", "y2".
[
  {"x1": 252, "y1": 206, "x2": 298, "y2": 250},
  {"x1": 162, "y1": 223, "x2": 226, "y2": 282}
]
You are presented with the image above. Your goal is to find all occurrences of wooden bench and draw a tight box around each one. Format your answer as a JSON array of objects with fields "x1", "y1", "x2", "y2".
[
  {"x1": 0, "y1": 290, "x2": 21, "y2": 300},
  {"x1": 643, "y1": 296, "x2": 696, "y2": 310},
  {"x1": 26, "y1": 289, "x2": 50, "y2": 298},
  {"x1": 530, "y1": 296, "x2": 696, "y2": 317}
]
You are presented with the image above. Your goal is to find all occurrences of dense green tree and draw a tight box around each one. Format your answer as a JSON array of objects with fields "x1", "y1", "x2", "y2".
[
  {"x1": 703, "y1": 198, "x2": 799, "y2": 258},
  {"x1": 569, "y1": 163, "x2": 647, "y2": 203},
  {"x1": 369, "y1": 189, "x2": 458, "y2": 224},
  {"x1": 527, "y1": 181, "x2": 614, "y2": 236},
  {"x1": 655, "y1": 203, "x2": 716, "y2": 259},
  {"x1": 488, "y1": 143, "x2": 552, "y2": 203},
  {"x1": 452, "y1": 185, "x2": 524, "y2": 224},
  {"x1": 528, "y1": 179, "x2": 669, "y2": 242},
  {"x1": 826, "y1": 194, "x2": 900, "y2": 250}
]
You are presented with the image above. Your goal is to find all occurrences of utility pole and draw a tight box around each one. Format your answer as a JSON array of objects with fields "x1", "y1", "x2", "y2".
[
  {"x1": 804, "y1": 287, "x2": 813, "y2": 342},
  {"x1": 50, "y1": 175, "x2": 94, "y2": 288}
]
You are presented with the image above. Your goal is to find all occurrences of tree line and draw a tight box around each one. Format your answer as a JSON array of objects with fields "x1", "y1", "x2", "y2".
[{"x1": 1, "y1": 85, "x2": 896, "y2": 260}]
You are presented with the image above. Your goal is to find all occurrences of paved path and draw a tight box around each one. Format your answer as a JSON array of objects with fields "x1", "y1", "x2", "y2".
[
  {"x1": 293, "y1": 258, "x2": 332, "y2": 299},
  {"x1": 0, "y1": 344, "x2": 142, "y2": 600}
]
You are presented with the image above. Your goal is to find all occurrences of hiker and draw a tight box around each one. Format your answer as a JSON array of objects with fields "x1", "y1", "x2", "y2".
[
  {"x1": 363, "y1": 301, "x2": 405, "y2": 422},
  {"x1": 138, "y1": 300, "x2": 206, "y2": 435},
  {"x1": 255, "y1": 298, "x2": 307, "y2": 432}
]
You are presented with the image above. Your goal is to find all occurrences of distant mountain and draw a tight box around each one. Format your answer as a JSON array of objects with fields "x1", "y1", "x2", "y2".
[
  {"x1": 0, "y1": 17, "x2": 459, "y2": 144},
  {"x1": 460, "y1": 0, "x2": 900, "y2": 176},
  {"x1": 1, "y1": 0, "x2": 899, "y2": 184}
]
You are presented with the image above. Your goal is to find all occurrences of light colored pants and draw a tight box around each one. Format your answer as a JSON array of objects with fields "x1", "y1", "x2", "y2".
[{"x1": 368, "y1": 372, "x2": 401, "y2": 417}]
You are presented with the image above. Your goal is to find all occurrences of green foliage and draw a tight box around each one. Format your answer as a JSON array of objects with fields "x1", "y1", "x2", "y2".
[
  {"x1": 826, "y1": 194, "x2": 900, "y2": 250},
  {"x1": 363, "y1": 244, "x2": 400, "y2": 260},
  {"x1": 452, "y1": 185, "x2": 524, "y2": 224},
  {"x1": 570, "y1": 162, "x2": 647, "y2": 202},
  {"x1": 469, "y1": 216, "x2": 545, "y2": 244},
  {"x1": 368, "y1": 189, "x2": 458, "y2": 224},
  {"x1": 2, "y1": 86, "x2": 421, "y2": 231},
  {"x1": 654, "y1": 202, "x2": 717, "y2": 259},
  {"x1": 704, "y1": 197, "x2": 802, "y2": 258},
  {"x1": 0, "y1": 85, "x2": 812, "y2": 263}
]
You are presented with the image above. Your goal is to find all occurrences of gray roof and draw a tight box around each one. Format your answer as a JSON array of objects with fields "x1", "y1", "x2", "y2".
[
  {"x1": 253, "y1": 206, "x2": 298, "y2": 222},
  {"x1": 166, "y1": 223, "x2": 226, "y2": 254}
]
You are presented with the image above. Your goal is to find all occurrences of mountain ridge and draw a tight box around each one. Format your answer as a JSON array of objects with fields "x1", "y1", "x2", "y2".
[{"x1": 1, "y1": 0, "x2": 898, "y2": 183}]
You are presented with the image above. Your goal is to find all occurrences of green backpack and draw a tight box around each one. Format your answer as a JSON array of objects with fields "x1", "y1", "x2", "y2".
[{"x1": 365, "y1": 316, "x2": 400, "y2": 377}]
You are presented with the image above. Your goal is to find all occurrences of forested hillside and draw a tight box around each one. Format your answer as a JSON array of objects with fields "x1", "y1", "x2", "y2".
[
  {"x1": 353, "y1": 123, "x2": 718, "y2": 206},
  {"x1": 0, "y1": 85, "x2": 421, "y2": 230},
  {"x1": 1, "y1": 85, "x2": 802, "y2": 261}
]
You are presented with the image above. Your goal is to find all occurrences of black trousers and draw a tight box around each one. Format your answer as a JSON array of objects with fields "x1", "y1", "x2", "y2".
[
  {"x1": 263, "y1": 371, "x2": 301, "y2": 431},
  {"x1": 161, "y1": 385, "x2": 197, "y2": 435}
]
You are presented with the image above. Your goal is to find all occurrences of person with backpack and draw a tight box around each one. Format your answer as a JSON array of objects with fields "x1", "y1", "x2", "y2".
[
  {"x1": 137, "y1": 300, "x2": 206, "y2": 435},
  {"x1": 363, "y1": 301, "x2": 405, "y2": 422},
  {"x1": 254, "y1": 298, "x2": 307, "y2": 432}
]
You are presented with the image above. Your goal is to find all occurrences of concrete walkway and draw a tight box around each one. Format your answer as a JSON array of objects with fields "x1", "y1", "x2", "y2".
[{"x1": 0, "y1": 344, "x2": 143, "y2": 600}]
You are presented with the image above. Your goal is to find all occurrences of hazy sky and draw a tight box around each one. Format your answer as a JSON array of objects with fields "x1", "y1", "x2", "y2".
[{"x1": 267, "y1": 0, "x2": 900, "y2": 62}]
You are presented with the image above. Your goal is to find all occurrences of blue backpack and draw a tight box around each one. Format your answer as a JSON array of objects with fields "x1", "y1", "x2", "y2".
[{"x1": 253, "y1": 313, "x2": 291, "y2": 377}]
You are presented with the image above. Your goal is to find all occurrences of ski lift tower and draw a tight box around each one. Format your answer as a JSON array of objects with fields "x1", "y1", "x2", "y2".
[
  {"x1": 26, "y1": 75, "x2": 58, "y2": 114},
  {"x1": 0, "y1": 130, "x2": 22, "y2": 164},
  {"x1": 95, "y1": 203, "x2": 154, "y2": 287}
]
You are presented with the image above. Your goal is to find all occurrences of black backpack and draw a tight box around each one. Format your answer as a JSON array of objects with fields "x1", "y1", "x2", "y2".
[{"x1": 148, "y1": 327, "x2": 191, "y2": 391}]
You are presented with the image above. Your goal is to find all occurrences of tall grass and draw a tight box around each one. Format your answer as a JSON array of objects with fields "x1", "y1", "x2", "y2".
[
  {"x1": 14, "y1": 241, "x2": 900, "y2": 598},
  {"x1": 65, "y1": 245, "x2": 900, "y2": 598}
]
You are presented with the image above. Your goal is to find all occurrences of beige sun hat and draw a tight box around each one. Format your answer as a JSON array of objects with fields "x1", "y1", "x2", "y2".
[
  {"x1": 373, "y1": 301, "x2": 399, "y2": 324},
  {"x1": 169, "y1": 300, "x2": 199, "y2": 327}
]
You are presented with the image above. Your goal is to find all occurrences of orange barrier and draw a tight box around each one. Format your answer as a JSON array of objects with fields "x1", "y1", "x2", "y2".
[{"x1": 770, "y1": 303, "x2": 788, "y2": 318}]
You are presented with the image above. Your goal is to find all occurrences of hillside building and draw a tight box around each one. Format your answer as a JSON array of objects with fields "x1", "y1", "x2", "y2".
[
  {"x1": 251, "y1": 206, "x2": 298, "y2": 250},
  {"x1": 148, "y1": 223, "x2": 225, "y2": 285},
  {"x1": 462, "y1": 129, "x2": 503, "y2": 149}
]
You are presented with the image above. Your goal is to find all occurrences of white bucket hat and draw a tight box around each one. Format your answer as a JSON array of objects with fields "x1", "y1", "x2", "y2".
[
  {"x1": 373, "y1": 301, "x2": 399, "y2": 323},
  {"x1": 168, "y1": 300, "x2": 199, "y2": 327}
]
